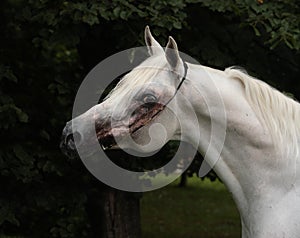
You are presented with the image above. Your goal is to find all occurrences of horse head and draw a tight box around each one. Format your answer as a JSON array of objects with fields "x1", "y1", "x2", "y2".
[{"x1": 61, "y1": 26, "x2": 194, "y2": 157}]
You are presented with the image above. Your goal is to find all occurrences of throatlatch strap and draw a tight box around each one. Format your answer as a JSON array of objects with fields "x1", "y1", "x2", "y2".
[{"x1": 176, "y1": 61, "x2": 188, "y2": 91}]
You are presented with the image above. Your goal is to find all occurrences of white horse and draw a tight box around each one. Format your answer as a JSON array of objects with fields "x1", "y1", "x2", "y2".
[{"x1": 61, "y1": 26, "x2": 300, "y2": 237}]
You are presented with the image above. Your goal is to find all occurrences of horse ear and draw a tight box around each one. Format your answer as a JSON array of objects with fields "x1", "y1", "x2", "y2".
[
  {"x1": 144, "y1": 26, "x2": 163, "y2": 56},
  {"x1": 165, "y1": 36, "x2": 181, "y2": 69}
]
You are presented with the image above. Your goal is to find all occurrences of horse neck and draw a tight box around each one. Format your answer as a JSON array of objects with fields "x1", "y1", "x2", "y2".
[{"x1": 184, "y1": 64, "x2": 300, "y2": 237}]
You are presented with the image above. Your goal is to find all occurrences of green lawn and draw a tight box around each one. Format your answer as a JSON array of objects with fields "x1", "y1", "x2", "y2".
[{"x1": 141, "y1": 177, "x2": 241, "y2": 238}]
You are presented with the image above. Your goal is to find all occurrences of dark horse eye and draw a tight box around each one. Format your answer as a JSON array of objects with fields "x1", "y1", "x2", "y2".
[{"x1": 143, "y1": 94, "x2": 157, "y2": 104}]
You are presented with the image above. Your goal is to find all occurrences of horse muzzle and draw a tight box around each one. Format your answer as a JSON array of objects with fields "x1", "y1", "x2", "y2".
[
  {"x1": 60, "y1": 109, "x2": 119, "y2": 158},
  {"x1": 60, "y1": 121, "x2": 84, "y2": 158},
  {"x1": 60, "y1": 102, "x2": 167, "y2": 158}
]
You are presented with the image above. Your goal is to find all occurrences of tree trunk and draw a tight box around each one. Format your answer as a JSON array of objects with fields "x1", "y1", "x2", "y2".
[
  {"x1": 179, "y1": 172, "x2": 187, "y2": 187},
  {"x1": 102, "y1": 188, "x2": 141, "y2": 238}
]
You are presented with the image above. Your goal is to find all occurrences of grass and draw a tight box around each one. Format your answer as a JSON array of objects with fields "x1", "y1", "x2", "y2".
[{"x1": 141, "y1": 176, "x2": 241, "y2": 238}]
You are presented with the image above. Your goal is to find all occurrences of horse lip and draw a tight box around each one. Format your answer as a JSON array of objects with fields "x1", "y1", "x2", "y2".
[{"x1": 97, "y1": 126, "x2": 125, "y2": 150}]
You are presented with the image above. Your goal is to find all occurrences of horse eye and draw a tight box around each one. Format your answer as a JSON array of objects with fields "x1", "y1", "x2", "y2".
[{"x1": 143, "y1": 94, "x2": 157, "y2": 104}]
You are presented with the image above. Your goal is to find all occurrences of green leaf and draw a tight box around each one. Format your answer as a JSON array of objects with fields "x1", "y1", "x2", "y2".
[
  {"x1": 120, "y1": 11, "x2": 128, "y2": 20},
  {"x1": 0, "y1": 66, "x2": 18, "y2": 83},
  {"x1": 253, "y1": 26, "x2": 261, "y2": 36},
  {"x1": 284, "y1": 38, "x2": 294, "y2": 49},
  {"x1": 0, "y1": 203, "x2": 20, "y2": 226},
  {"x1": 13, "y1": 145, "x2": 31, "y2": 162},
  {"x1": 14, "y1": 107, "x2": 29, "y2": 123},
  {"x1": 40, "y1": 130, "x2": 50, "y2": 140},
  {"x1": 113, "y1": 6, "x2": 121, "y2": 17},
  {"x1": 173, "y1": 21, "x2": 182, "y2": 29}
]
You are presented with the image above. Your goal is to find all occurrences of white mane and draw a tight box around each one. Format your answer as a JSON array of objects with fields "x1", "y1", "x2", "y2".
[{"x1": 225, "y1": 67, "x2": 300, "y2": 156}]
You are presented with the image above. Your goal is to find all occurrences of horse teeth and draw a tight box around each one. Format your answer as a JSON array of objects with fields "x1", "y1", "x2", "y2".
[{"x1": 101, "y1": 144, "x2": 108, "y2": 151}]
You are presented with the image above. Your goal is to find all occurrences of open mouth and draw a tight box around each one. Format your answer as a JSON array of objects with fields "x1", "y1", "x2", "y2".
[{"x1": 96, "y1": 102, "x2": 165, "y2": 150}]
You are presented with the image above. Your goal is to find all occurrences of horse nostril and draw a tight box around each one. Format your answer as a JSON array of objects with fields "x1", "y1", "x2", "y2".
[
  {"x1": 66, "y1": 132, "x2": 82, "y2": 150},
  {"x1": 73, "y1": 131, "x2": 82, "y2": 143}
]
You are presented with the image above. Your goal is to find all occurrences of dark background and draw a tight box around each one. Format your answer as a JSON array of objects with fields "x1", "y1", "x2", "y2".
[{"x1": 0, "y1": 0, "x2": 299, "y2": 237}]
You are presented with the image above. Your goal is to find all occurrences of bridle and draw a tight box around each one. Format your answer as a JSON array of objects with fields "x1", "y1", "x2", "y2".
[
  {"x1": 171, "y1": 61, "x2": 189, "y2": 98},
  {"x1": 130, "y1": 61, "x2": 188, "y2": 134}
]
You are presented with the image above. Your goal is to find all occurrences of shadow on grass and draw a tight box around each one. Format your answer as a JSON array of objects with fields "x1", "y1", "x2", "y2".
[{"x1": 141, "y1": 177, "x2": 241, "y2": 238}]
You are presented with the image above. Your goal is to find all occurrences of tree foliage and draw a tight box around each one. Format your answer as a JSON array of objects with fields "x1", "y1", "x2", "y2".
[
  {"x1": 0, "y1": 0, "x2": 299, "y2": 237},
  {"x1": 191, "y1": 0, "x2": 300, "y2": 50}
]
